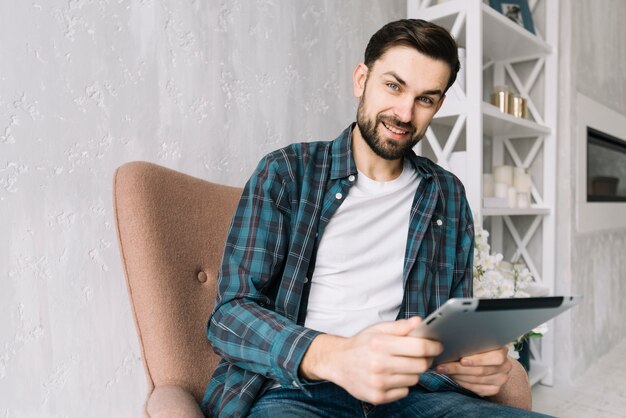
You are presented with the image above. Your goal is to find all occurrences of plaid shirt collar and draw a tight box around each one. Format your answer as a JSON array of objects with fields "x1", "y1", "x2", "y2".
[{"x1": 330, "y1": 123, "x2": 435, "y2": 181}]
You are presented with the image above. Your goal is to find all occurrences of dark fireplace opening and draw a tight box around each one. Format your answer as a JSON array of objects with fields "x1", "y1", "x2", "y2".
[{"x1": 587, "y1": 127, "x2": 626, "y2": 202}]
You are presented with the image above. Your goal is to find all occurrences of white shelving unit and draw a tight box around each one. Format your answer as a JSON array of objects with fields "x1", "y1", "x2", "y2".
[{"x1": 408, "y1": 0, "x2": 558, "y2": 386}]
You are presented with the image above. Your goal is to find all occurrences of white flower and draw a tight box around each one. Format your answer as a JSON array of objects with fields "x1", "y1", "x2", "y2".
[
  {"x1": 499, "y1": 279, "x2": 515, "y2": 298},
  {"x1": 507, "y1": 343, "x2": 520, "y2": 360},
  {"x1": 531, "y1": 323, "x2": 549, "y2": 336}
]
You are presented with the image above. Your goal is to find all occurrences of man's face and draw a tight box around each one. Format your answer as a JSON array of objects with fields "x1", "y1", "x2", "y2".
[{"x1": 353, "y1": 46, "x2": 450, "y2": 160}]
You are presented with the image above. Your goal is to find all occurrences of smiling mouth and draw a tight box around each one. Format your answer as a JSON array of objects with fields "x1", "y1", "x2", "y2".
[{"x1": 382, "y1": 121, "x2": 410, "y2": 136}]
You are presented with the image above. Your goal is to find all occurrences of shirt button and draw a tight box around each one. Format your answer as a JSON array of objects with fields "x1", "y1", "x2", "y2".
[
  {"x1": 304, "y1": 277, "x2": 309, "y2": 283},
  {"x1": 335, "y1": 192, "x2": 343, "y2": 200},
  {"x1": 292, "y1": 380, "x2": 299, "y2": 388},
  {"x1": 436, "y1": 219, "x2": 443, "y2": 226},
  {"x1": 348, "y1": 175, "x2": 355, "y2": 182}
]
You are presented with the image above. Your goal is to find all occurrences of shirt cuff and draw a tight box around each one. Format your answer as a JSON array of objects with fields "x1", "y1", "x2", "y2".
[{"x1": 269, "y1": 324, "x2": 322, "y2": 390}]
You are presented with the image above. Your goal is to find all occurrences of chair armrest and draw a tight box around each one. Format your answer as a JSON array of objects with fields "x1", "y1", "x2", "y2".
[
  {"x1": 146, "y1": 385, "x2": 204, "y2": 418},
  {"x1": 486, "y1": 359, "x2": 532, "y2": 411}
]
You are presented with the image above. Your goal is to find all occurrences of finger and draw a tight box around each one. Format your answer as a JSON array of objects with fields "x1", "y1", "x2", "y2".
[
  {"x1": 447, "y1": 371, "x2": 509, "y2": 386},
  {"x1": 437, "y1": 355, "x2": 512, "y2": 376},
  {"x1": 436, "y1": 363, "x2": 504, "y2": 377},
  {"x1": 370, "y1": 334, "x2": 443, "y2": 358},
  {"x1": 379, "y1": 355, "x2": 434, "y2": 375},
  {"x1": 367, "y1": 317, "x2": 422, "y2": 336},
  {"x1": 458, "y1": 346, "x2": 509, "y2": 367},
  {"x1": 368, "y1": 387, "x2": 410, "y2": 405},
  {"x1": 368, "y1": 372, "x2": 421, "y2": 391},
  {"x1": 451, "y1": 369, "x2": 511, "y2": 396}
]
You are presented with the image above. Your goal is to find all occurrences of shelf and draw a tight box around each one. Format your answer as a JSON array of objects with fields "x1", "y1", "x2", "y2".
[
  {"x1": 482, "y1": 3, "x2": 551, "y2": 61},
  {"x1": 413, "y1": 1, "x2": 551, "y2": 62},
  {"x1": 482, "y1": 207, "x2": 550, "y2": 217},
  {"x1": 482, "y1": 103, "x2": 551, "y2": 137},
  {"x1": 434, "y1": 101, "x2": 550, "y2": 137}
]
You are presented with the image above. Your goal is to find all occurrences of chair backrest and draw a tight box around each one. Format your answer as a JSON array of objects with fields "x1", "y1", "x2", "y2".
[{"x1": 113, "y1": 161, "x2": 242, "y2": 402}]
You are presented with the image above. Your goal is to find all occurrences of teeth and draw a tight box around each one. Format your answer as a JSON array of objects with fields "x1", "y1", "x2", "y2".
[{"x1": 383, "y1": 122, "x2": 407, "y2": 135}]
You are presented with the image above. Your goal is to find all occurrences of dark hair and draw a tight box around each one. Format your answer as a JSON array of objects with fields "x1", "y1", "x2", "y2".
[{"x1": 364, "y1": 19, "x2": 460, "y2": 92}]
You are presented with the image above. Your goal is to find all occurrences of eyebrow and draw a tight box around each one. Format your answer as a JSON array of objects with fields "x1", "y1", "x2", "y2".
[{"x1": 381, "y1": 71, "x2": 444, "y2": 97}]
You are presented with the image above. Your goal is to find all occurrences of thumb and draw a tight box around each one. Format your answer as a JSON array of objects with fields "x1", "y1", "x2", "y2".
[{"x1": 367, "y1": 316, "x2": 423, "y2": 336}]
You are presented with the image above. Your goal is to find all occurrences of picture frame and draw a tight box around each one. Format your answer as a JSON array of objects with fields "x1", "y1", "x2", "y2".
[{"x1": 489, "y1": 0, "x2": 536, "y2": 34}]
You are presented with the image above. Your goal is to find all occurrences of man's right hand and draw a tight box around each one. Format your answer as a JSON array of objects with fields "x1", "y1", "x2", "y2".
[{"x1": 299, "y1": 316, "x2": 442, "y2": 405}]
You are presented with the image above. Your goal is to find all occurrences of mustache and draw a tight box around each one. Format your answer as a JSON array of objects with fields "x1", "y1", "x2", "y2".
[{"x1": 378, "y1": 115, "x2": 415, "y2": 133}]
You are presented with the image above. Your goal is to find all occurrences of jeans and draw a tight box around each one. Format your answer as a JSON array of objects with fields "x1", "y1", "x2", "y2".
[{"x1": 247, "y1": 381, "x2": 553, "y2": 418}]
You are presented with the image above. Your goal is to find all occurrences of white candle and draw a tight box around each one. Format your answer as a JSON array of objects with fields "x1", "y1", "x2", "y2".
[
  {"x1": 517, "y1": 192, "x2": 531, "y2": 208},
  {"x1": 493, "y1": 165, "x2": 513, "y2": 187},
  {"x1": 508, "y1": 187, "x2": 518, "y2": 208},
  {"x1": 495, "y1": 182, "x2": 509, "y2": 198}
]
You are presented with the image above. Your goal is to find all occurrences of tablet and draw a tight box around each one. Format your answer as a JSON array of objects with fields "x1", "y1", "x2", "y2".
[{"x1": 410, "y1": 296, "x2": 581, "y2": 364}]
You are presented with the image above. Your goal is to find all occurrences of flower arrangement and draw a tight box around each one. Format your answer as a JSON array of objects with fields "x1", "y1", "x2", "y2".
[
  {"x1": 473, "y1": 225, "x2": 533, "y2": 299},
  {"x1": 472, "y1": 225, "x2": 547, "y2": 363}
]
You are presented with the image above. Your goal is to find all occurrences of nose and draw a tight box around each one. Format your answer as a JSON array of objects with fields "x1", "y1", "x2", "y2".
[{"x1": 392, "y1": 96, "x2": 414, "y2": 123}]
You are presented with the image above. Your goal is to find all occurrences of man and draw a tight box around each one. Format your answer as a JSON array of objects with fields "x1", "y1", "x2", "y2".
[{"x1": 202, "y1": 19, "x2": 547, "y2": 417}]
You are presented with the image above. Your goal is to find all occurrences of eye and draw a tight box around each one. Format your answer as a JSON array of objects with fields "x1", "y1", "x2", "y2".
[
  {"x1": 418, "y1": 96, "x2": 435, "y2": 105},
  {"x1": 386, "y1": 82, "x2": 400, "y2": 91}
]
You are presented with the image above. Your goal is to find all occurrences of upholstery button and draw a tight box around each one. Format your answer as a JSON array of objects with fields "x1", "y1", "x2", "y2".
[{"x1": 197, "y1": 271, "x2": 208, "y2": 283}]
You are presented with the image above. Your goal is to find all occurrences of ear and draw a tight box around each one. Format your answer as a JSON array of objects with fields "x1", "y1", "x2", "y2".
[{"x1": 352, "y1": 63, "x2": 368, "y2": 99}]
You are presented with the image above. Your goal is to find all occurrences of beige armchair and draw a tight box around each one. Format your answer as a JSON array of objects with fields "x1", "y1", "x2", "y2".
[{"x1": 113, "y1": 161, "x2": 531, "y2": 417}]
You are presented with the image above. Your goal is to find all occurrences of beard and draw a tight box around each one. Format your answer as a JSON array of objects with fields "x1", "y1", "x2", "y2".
[{"x1": 356, "y1": 97, "x2": 423, "y2": 160}]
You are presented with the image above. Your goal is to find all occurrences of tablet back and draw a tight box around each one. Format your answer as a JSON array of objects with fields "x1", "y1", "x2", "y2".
[{"x1": 412, "y1": 296, "x2": 581, "y2": 364}]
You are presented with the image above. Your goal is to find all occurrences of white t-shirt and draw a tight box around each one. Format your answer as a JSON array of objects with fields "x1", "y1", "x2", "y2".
[{"x1": 304, "y1": 159, "x2": 420, "y2": 337}]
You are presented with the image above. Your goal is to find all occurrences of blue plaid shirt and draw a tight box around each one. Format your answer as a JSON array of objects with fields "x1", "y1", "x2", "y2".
[{"x1": 202, "y1": 125, "x2": 474, "y2": 417}]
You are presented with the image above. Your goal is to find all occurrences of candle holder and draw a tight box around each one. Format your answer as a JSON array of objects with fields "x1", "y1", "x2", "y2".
[
  {"x1": 509, "y1": 94, "x2": 528, "y2": 119},
  {"x1": 490, "y1": 85, "x2": 511, "y2": 114}
]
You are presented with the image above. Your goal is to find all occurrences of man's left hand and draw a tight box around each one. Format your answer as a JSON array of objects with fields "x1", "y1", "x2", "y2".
[{"x1": 435, "y1": 346, "x2": 512, "y2": 397}]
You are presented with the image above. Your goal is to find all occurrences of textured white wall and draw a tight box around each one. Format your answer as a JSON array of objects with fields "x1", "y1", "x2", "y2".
[
  {"x1": 0, "y1": 1, "x2": 405, "y2": 416},
  {"x1": 569, "y1": 0, "x2": 626, "y2": 376},
  {"x1": 574, "y1": 0, "x2": 626, "y2": 116},
  {"x1": 554, "y1": 0, "x2": 626, "y2": 383}
]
